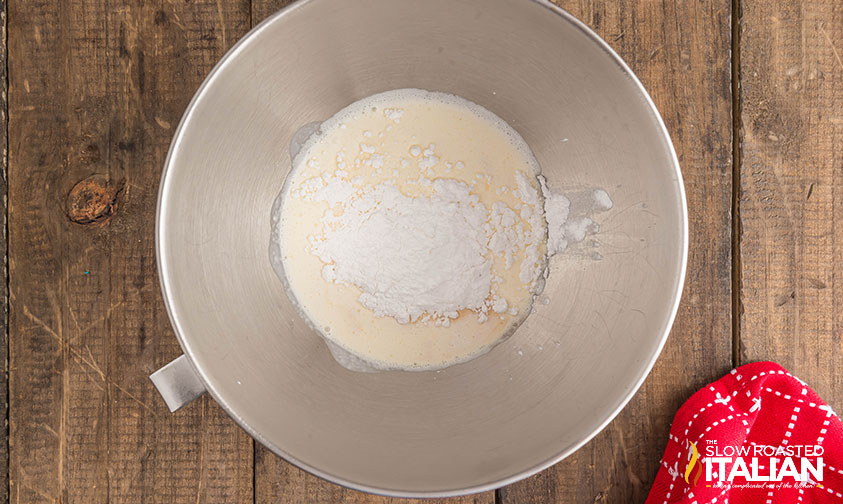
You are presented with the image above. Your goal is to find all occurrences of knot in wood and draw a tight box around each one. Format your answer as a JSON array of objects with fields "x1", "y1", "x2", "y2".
[{"x1": 66, "y1": 174, "x2": 123, "y2": 225}]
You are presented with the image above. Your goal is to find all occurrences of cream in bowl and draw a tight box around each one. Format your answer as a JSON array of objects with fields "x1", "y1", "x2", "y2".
[{"x1": 273, "y1": 89, "x2": 611, "y2": 370}]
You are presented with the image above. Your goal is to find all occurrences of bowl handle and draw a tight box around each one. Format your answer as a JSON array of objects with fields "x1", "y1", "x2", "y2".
[{"x1": 149, "y1": 354, "x2": 207, "y2": 412}]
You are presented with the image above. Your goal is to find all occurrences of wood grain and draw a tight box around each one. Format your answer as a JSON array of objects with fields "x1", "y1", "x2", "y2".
[
  {"x1": 7, "y1": 1, "x2": 252, "y2": 503},
  {"x1": 2, "y1": 0, "x2": 740, "y2": 503},
  {"x1": 0, "y1": 1, "x2": 7, "y2": 503},
  {"x1": 738, "y1": 1, "x2": 843, "y2": 403},
  {"x1": 499, "y1": 0, "x2": 735, "y2": 502}
]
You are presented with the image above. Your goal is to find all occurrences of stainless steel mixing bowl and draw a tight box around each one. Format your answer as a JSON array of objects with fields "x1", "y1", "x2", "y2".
[{"x1": 152, "y1": 0, "x2": 687, "y2": 496}]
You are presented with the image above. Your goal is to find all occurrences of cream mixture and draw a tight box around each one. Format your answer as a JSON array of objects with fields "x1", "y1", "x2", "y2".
[{"x1": 276, "y1": 89, "x2": 549, "y2": 370}]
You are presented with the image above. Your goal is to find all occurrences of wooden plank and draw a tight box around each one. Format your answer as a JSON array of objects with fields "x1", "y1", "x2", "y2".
[
  {"x1": 738, "y1": 2, "x2": 843, "y2": 402},
  {"x1": 0, "y1": 1, "x2": 7, "y2": 503},
  {"x1": 499, "y1": 1, "x2": 735, "y2": 502},
  {"x1": 8, "y1": 1, "x2": 252, "y2": 503},
  {"x1": 251, "y1": 2, "x2": 295, "y2": 29}
]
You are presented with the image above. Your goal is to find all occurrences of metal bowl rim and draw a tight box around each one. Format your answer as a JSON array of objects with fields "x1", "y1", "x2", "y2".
[{"x1": 155, "y1": 0, "x2": 689, "y2": 496}]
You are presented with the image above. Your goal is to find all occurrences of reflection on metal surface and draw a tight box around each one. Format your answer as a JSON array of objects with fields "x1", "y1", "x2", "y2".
[
  {"x1": 150, "y1": 354, "x2": 207, "y2": 412},
  {"x1": 155, "y1": 0, "x2": 687, "y2": 497}
]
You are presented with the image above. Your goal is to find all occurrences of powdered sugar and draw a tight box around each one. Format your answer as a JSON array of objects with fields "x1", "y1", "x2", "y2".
[
  {"x1": 274, "y1": 88, "x2": 613, "y2": 371},
  {"x1": 540, "y1": 176, "x2": 613, "y2": 255},
  {"x1": 541, "y1": 176, "x2": 573, "y2": 255},
  {"x1": 302, "y1": 176, "x2": 492, "y2": 325},
  {"x1": 593, "y1": 189, "x2": 613, "y2": 210},
  {"x1": 383, "y1": 108, "x2": 404, "y2": 122},
  {"x1": 514, "y1": 172, "x2": 546, "y2": 284},
  {"x1": 293, "y1": 168, "x2": 546, "y2": 326}
]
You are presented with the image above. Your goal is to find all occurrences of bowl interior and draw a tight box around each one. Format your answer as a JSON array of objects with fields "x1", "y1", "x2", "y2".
[{"x1": 157, "y1": 0, "x2": 686, "y2": 495}]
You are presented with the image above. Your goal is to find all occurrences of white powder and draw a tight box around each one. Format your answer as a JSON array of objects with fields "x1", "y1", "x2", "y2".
[
  {"x1": 367, "y1": 153, "x2": 385, "y2": 169},
  {"x1": 383, "y1": 108, "x2": 404, "y2": 122},
  {"x1": 491, "y1": 296, "x2": 508, "y2": 313},
  {"x1": 294, "y1": 167, "x2": 547, "y2": 326},
  {"x1": 514, "y1": 172, "x2": 546, "y2": 284},
  {"x1": 485, "y1": 172, "x2": 545, "y2": 288},
  {"x1": 487, "y1": 202, "x2": 521, "y2": 268},
  {"x1": 593, "y1": 189, "x2": 613, "y2": 210},
  {"x1": 302, "y1": 176, "x2": 492, "y2": 324},
  {"x1": 294, "y1": 163, "x2": 612, "y2": 327},
  {"x1": 418, "y1": 144, "x2": 440, "y2": 170},
  {"x1": 541, "y1": 177, "x2": 572, "y2": 255},
  {"x1": 540, "y1": 176, "x2": 613, "y2": 255}
]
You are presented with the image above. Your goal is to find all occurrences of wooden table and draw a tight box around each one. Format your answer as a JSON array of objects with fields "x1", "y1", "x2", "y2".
[{"x1": 3, "y1": 0, "x2": 841, "y2": 502}]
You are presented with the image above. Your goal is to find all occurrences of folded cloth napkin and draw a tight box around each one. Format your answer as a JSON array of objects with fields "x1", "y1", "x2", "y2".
[{"x1": 646, "y1": 361, "x2": 843, "y2": 503}]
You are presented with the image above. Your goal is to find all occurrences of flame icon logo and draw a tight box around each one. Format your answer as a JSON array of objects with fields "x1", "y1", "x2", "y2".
[{"x1": 684, "y1": 442, "x2": 703, "y2": 486}]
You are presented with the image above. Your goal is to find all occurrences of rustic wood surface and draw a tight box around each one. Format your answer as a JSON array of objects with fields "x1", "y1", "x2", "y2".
[
  {"x1": 738, "y1": 0, "x2": 843, "y2": 407},
  {"x1": 0, "y1": 0, "x2": 7, "y2": 503},
  {"x1": 7, "y1": 1, "x2": 253, "y2": 503},
  {"x1": 3, "y1": 0, "x2": 841, "y2": 503}
]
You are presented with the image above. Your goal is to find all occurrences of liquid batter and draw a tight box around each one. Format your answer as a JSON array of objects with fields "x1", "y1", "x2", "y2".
[{"x1": 275, "y1": 89, "x2": 547, "y2": 370}]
